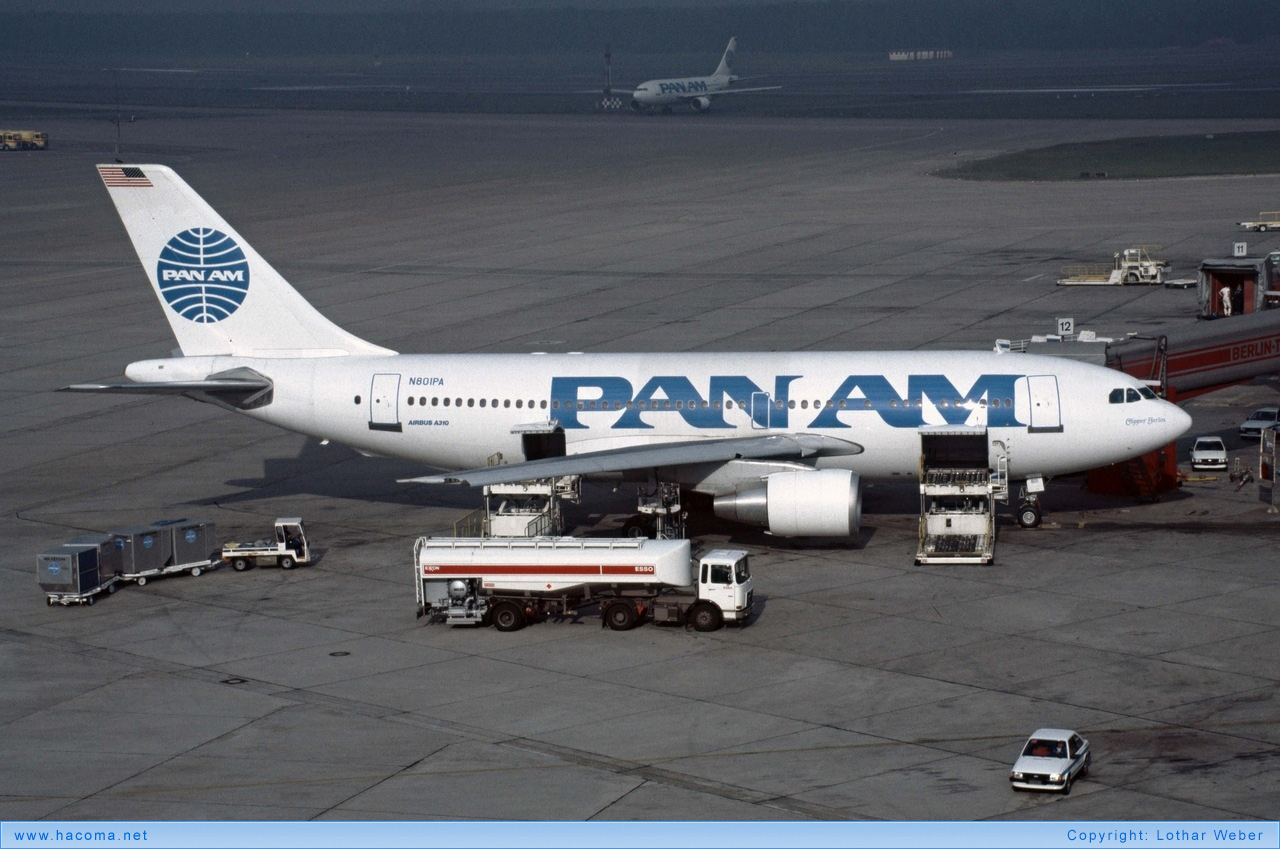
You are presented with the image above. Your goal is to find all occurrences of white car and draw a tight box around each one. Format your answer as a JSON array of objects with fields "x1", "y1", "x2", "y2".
[
  {"x1": 1009, "y1": 729, "x2": 1091, "y2": 794},
  {"x1": 1189, "y1": 436, "x2": 1228, "y2": 470},
  {"x1": 1238, "y1": 406, "x2": 1280, "y2": 438}
]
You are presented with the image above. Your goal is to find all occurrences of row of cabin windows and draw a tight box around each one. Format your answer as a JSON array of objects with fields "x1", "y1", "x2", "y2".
[
  {"x1": 406, "y1": 397, "x2": 548, "y2": 410},
  {"x1": 1108, "y1": 386, "x2": 1159, "y2": 404},
  {"x1": 393, "y1": 396, "x2": 1018, "y2": 411}
]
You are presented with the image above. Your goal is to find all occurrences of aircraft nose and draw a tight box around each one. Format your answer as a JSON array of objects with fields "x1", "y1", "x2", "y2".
[
  {"x1": 1167, "y1": 402, "x2": 1193, "y2": 440},
  {"x1": 1159, "y1": 400, "x2": 1193, "y2": 445}
]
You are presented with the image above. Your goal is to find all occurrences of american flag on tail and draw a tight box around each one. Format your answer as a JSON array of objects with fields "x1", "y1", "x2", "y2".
[{"x1": 98, "y1": 165, "x2": 152, "y2": 187}]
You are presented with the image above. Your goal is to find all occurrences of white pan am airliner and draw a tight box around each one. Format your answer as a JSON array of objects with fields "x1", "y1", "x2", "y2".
[
  {"x1": 629, "y1": 37, "x2": 780, "y2": 113},
  {"x1": 68, "y1": 164, "x2": 1190, "y2": 538}
]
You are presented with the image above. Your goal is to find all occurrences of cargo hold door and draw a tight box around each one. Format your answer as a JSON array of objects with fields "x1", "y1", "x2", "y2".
[{"x1": 369, "y1": 373, "x2": 403, "y2": 432}]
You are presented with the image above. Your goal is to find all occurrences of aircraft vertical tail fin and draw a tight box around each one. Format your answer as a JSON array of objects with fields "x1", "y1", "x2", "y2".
[
  {"x1": 96, "y1": 164, "x2": 394, "y2": 358},
  {"x1": 713, "y1": 37, "x2": 737, "y2": 78}
]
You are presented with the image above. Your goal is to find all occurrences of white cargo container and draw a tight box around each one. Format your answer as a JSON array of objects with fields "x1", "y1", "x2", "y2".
[{"x1": 414, "y1": 537, "x2": 753, "y2": 632}]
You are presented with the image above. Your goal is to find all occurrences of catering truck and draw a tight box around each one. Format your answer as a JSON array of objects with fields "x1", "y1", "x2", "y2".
[{"x1": 414, "y1": 537, "x2": 753, "y2": 632}]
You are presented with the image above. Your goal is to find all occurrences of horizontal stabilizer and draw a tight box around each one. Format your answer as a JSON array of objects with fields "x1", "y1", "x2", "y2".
[
  {"x1": 401, "y1": 433, "x2": 862, "y2": 487},
  {"x1": 62, "y1": 378, "x2": 268, "y2": 394},
  {"x1": 62, "y1": 367, "x2": 273, "y2": 408}
]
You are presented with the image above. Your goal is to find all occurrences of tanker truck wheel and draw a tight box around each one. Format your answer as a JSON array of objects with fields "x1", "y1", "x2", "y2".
[
  {"x1": 689, "y1": 603, "x2": 723, "y2": 632},
  {"x1": 491, "y1": 601, "x2": 526, "y2": 632},
  {"x1": 604, "y1": 602, "x2": 638, "y2": 631}
]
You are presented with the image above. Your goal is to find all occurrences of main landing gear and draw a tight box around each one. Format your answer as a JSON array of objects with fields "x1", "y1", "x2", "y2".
[{"x1": 623, "y1": 482, "x2": 687, "y2": 540}]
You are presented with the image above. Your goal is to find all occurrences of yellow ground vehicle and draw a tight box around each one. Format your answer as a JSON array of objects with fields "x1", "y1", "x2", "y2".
[
  {"x1": 1, "y1": 130, "x2": 49, "y2": 150},
  {"x1": 19, "y1": 130, "x2": 48, "y2": 150}
]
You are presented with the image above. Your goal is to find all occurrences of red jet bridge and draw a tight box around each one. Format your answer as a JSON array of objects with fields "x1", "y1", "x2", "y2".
[
  {"x1": 1106, "y1": 309, "x2": 1280, "y2": 403},
  {"x1": 1090, "y1": 309, "x2": 1280, "y2": 495}
]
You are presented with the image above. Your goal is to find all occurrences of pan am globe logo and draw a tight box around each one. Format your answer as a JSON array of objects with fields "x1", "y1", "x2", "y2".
[{"x1": 156, "y1": 228, "x2": 250, "y2": 323}]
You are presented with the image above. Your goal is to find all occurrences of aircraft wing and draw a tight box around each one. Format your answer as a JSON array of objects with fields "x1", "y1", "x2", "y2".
[
  {"x1": 401, "y1": 432, "x2": 861, "y2": 487},
  {"x1": 689, "y1": 85, "x2": 781, "y2": 99}
]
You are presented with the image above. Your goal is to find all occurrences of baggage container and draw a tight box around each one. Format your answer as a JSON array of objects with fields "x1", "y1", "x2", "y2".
[
  {"x1": 113, "y1": 525, "x2": 173, "y2": 578},
  {"x1": 38, "y1": 542, "x2": 119, "y2": 605},
  {"x1": 160, "y1": 518, "x2": 215, "y2": 569},
  {"x1": 114, "y1": 519, "x2": 215, "y2": 584}
]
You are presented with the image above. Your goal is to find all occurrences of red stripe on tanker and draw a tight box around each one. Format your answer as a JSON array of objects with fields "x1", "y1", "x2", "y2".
[{"x1": 422, "y1": 563, "x2": 657, "y2": 576}]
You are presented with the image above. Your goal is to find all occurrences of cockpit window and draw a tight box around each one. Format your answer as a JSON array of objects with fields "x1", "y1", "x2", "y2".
[
  {"x1": 1138, "y1": 387, "x2": 1159, "y2": 400},
  {"x1": 1112, "y1": 387, "x2": 1153, "y2": 403}
]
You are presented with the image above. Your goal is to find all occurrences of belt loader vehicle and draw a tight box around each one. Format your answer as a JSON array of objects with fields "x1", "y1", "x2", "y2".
[{"x1": 415, "y1": 537, "x2": 753, "y2": 632}]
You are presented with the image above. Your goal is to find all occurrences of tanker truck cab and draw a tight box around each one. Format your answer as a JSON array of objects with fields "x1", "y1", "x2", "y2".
[
  {"x1": 695, "y1": 548, "x2": 754, "y2": 627},
  {"x1": 650, "y1": 547, "x2": 753, "y2": 631}
]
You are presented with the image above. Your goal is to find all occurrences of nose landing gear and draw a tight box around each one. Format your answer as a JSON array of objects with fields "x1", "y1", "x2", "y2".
[
  {"x1": 1015, "y1": 479, "x2": 1044, "y2": 528},
  {"x1": 1016, "y1": 499, "x2": 1043, "y2": 529}
]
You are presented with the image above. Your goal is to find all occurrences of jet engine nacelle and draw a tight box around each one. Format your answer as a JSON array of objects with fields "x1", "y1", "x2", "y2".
[
  {"x1": 689, "y1": 96, "x2": 712, "y2": 112},
  {"x1": 713, "y1": 469, "x2": 862, "y2": 537}
]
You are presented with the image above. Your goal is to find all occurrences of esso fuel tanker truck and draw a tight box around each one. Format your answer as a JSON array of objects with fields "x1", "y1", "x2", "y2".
[{"x1": 414, "y1": 537, "x2": 753, "y2": 633}]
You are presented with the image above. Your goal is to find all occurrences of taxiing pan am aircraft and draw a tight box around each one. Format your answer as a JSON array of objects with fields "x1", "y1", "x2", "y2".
[
  {"x1": 629, "y1": 37, "x2": 780, "y2": 112},
  {"x1": 69, "y1": 164, "x2": 1191, "y2": 538}
]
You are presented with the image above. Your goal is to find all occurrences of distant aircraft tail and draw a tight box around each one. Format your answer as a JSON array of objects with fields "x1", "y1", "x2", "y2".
[
  {"x1": 713, "y1": 37, "x2": 737, "y2": 78},
  {"x1": 96, "y1": 164, "x2": 394, "y2": 358}
]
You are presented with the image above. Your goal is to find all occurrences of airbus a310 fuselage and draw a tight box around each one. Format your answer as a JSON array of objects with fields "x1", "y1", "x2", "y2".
[{"x1": 71, "y1": 164, "x2": 1190, "y2": 539}]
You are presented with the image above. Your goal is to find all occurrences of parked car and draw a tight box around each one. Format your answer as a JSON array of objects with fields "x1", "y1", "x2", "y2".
[
  {"x1": 1189, "y1": 436, "x2": 1228, "y2": 470},
  {"x1": 1238, "y1": 406, "x2": 1280, "y2": 438},
  {"x1": 1010, "y1": 729, "x2": 1091, "y2": 794}
]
